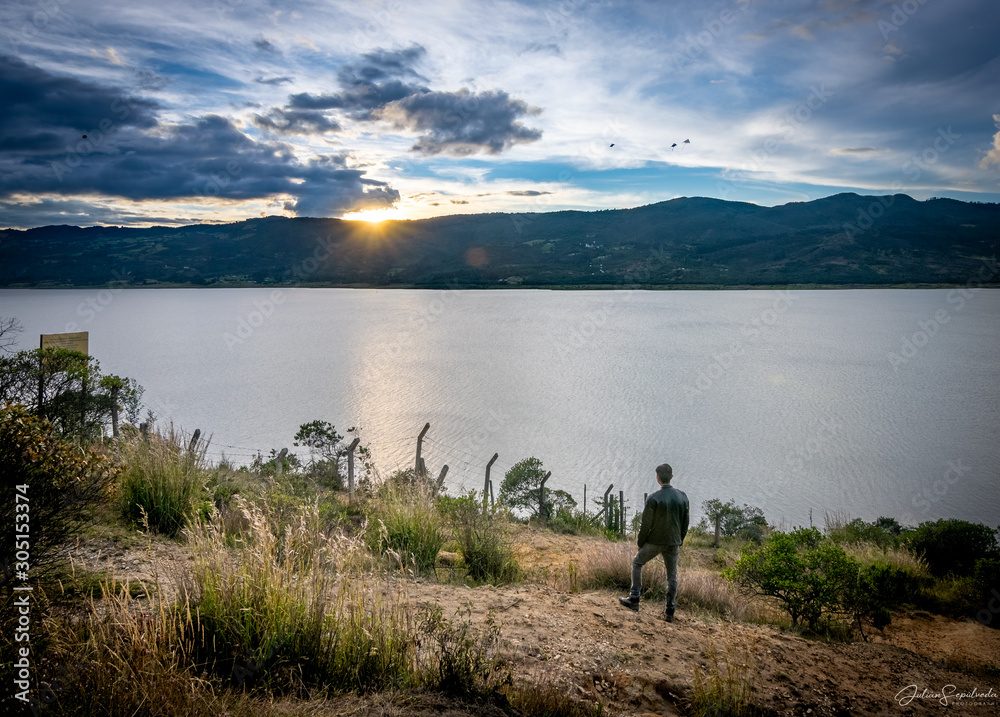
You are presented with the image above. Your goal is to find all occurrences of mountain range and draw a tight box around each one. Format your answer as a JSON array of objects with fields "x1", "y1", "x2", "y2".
[{"x1": 2, "y1": 193, "x2": 998, "y2": 288}]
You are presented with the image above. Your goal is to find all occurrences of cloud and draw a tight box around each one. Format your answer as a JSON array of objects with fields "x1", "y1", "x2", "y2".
[
  {"x1": 278, "y1": 45, "x2": 541, "y2": 155},
  {"x1": 253, "y1": 36, "x2": 278, "y2": 53},
  {"x1": 506, "y1": 190, "x2": 551, "y2": 196},
  {"x1": 0, "y1": 54, "x2": 159, "y2": 153},
  {"x1": 252, "y1": 107, "x2": 341, "y2": 135},
  {"x1": 380, "y1": 88, "x2": 542, "y2": 156},
  {"x1": 256, "y1": 75, "x2": 294, "y2": 85},
  {"x1": 831, "y1": 147, "x2": 889, "y2": 156},
  {"x1": 522, "y1": 42, "x2": 563, "y2": 57},
  {"x1": 288, "y1": 45, "x2": 429, "y2": 118},
  {"x1": 0, "y1": 57, "x2": 397, "y2": 219},
  {"x1": 980, "y1": 114, "x2": 1000, "y2": 169}
]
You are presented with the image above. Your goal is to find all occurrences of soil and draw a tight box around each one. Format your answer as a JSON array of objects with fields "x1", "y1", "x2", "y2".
[{"x1": 60, "y1": 526, "x2": 1000, "y2": 717}]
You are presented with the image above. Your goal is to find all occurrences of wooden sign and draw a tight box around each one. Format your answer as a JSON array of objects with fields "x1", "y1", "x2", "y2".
[{"x1": 40, "y1": 331, "x2": 89, "y2": 354}]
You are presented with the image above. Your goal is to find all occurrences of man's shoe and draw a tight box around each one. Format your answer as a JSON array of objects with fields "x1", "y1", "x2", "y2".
[
  {"x1": 664, "y1": 609, "x2": 675, "y2": 623},
  {"x1": 618, "y1": 596, "x2": 639, "y2": 611}
]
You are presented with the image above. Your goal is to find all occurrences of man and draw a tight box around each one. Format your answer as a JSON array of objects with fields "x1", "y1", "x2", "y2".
[{"x1": 618, "y1": 463, "x2": 689, "y2": 622}]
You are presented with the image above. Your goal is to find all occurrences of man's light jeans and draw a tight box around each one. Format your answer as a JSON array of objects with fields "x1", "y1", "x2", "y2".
[{"x1": 629, "y1": 543, "x2": 680, "y2": 611}]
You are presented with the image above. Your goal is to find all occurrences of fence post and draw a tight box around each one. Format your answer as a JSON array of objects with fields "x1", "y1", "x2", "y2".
[
  {"x1": 538, "y1": 471, "x2": 551, "y2": 523},
  {"x1": 434, "y1": 465, "x2": 449, "y2": 497},
  {"x1": 489, "y1": 480, "x2": 495, "y2": 510},
  {"x1": 583, "y1": 484, "x2": 587, "y2": 517},
  {"x1": 714, "y1": 513, "x2": 722, "y2": 548},
  {"x1": 602, "y1": 484, "x2": 614, "y2": 531},
  {"x1": 139, "y1": 422, "x2": 149, "y2": 442},
  {"x1": 346, "y1": 437, "x2": 361, "y2": 503},
  {"x1": 187, "y1": 429, "x2": 201, "y2": 455},
  {"x1": 619, "y1": 490, "x2": 625, "y2": 535},
  {"x1": 110, "y1": 385, "x2": 120, "y2": 438},
  {"x1": 484, "y1": 453, "x2": 499, "y2": 510},
  {"x1": 275, "y1": 447, "x2": 288, "y2": 476},
  {"x1": 414, "y1": 422, "x2": 430, "y2": 480}
]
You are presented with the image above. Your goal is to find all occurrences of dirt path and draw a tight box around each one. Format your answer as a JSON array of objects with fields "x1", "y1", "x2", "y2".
[{"x1": 64, "y1": 528, "x2": 1000, "y2": 716}]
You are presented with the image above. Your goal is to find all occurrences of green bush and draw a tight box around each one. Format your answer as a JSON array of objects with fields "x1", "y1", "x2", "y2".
[
  {"x1": 440, "y1": 493, "x2": 520, "y2": 584},
  {"x1": 827, "y1": 516, "x2": 902, "y2": 549},
  {"x1": 904, "y1": 519, "x2": 1000, "y2": 578},
  {"x1": 700, "y1": 499, "x2": 768, "y2": 543},
  {"x1": 117, "y1": 427, "x2": 210, "y2": 537},
  {"x1": 366, "y1": 477, "x2": 445, "y2": 573},
  {"x1": 0, "y1": 405, "x2": 117, "y2": 587},
  {"x1": 725, "y1": 528, "x2": 858, "y2": 631},
  {"x1": 548, "y1": 506, "x2": 603, "y2": 536}
]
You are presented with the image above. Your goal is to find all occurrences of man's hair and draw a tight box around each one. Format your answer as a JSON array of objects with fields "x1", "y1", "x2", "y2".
[{"x1": 656, "y1": 463, "x2": 673, "y2": 482}]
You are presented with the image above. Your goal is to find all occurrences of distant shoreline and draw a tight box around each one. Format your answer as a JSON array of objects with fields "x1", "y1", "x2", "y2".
[{"x1": 3, "y1": 282, "x2": 1000, "y2": 291}]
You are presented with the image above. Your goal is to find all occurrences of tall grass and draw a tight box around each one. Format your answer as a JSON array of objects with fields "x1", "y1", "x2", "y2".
[
  {"x1": 576, "y1": 542, "x2": 758, "y2": 620},
  {"x1": 189, "y1": 497, "x2": 418, "y2": 692},
  {"x1": 440, "y1": 495, "x2": 521, "y2": 584},
  {"x1": 366, "y1": 479, "x2": 446, "y2": 573},
  {"x1": 117, "y1": 426, "x2": 209, "y2": 537},
  {"x1": 690, "y1": 629, "x2": 760, "y2": 717}
]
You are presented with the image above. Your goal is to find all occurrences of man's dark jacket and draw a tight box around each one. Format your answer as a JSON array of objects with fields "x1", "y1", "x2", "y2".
[{"x1": 637, "y1": 484, "x2": 689, "y2": 547}]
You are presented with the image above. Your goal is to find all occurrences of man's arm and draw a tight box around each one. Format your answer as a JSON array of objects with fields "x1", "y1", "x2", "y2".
[
  {"x1": 680, "y1": 495, "x2": 689, "y2": 543},
  {"x1": 637, "y1": 498, "x2": 652, "y2": 547}
]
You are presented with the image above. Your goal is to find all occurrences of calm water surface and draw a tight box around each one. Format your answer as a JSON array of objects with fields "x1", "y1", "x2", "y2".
[{"x1": 2, "y1": 287, "x2": 998, "y2": 527}]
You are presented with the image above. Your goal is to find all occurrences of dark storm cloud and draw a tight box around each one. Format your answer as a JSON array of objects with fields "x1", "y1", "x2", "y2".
[
  {"x1": 381, "y1": 89, "x2": 543, "y2": 156},
  {"x1": 0, "y1": 57, "x2": 397, "y2": 218},
  {"x1": 252, "y1": 107, "x2": 341, "y2": 134},
  {"x1": 288, "y1": 78, "x2": 427, "y2": 116},
  {"x1": 288, "y1": 45, "x2": 430, "y2": 118},
  {"x1": 276, "y1": 44, "x2": 542, "y2": 154},
  {"x1": 0, "y1": 54, "x2": 159, "y2": 150}
]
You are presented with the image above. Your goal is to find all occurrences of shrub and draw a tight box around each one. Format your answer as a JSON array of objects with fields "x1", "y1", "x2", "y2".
[
  {"x1": 117, "y1": 426, "x2": 210, "y2": 537},
  {"x1": 0, "y1": 405, "x2": 117, "y2": 587},
  {"x1": 700, "y1": 499, "x2": 768, "y2": 543},
  {"x1": 725, "y1": 528, "x2": 858, "y2": 631},
  {"x1": 904, "y1": 519, "x2": 1000, "y2": 578},
  {"x1": 499, "y1": 456, "x2": 567, "y2": 518},
  {"x1": 548, "y1": 506, "x2": 604, "y2": 536},
  {"x1": 826, "y1": 515, "x2": 900, "y2": 549},
  {"x1": 440, "y1": 493, "x2": 520, "y2": 584},
  {"x1": 366, "y1": 477, "x2": 445, "y2": 573}
]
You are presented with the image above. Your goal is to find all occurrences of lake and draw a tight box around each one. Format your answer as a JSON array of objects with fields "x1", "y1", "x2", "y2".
[{"x1": 2, "y1": 287, "x2": 998, "y2": 528}]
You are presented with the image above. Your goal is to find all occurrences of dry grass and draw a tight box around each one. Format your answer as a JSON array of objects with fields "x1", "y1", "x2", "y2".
[
  {"x1": 690, "y1": 627, "x2": 761, "y2": 717},
  {"x1": 573, "y1": 542, "x2": 761, "y2": 621},
  {"x1": 842, "y1": 542, "x2": 931, "y2": 578}
]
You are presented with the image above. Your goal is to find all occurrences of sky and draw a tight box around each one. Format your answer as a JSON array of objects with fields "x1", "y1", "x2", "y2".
[{"x1": 1, "y1": 0, "x2": 999, "y2": 229}]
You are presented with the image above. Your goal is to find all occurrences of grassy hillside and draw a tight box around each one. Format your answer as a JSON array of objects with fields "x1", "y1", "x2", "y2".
[{"x1": 2, "y1": 193, "x2": 998, "y2": 288}]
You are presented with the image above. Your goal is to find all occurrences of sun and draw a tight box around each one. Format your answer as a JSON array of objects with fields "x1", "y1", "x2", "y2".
[{"x1": 341, "y1": 207, "x2": 407, "y2": 223}]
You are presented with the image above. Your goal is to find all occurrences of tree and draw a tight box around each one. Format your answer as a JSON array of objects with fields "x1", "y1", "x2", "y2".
[
  {"x1": 701, "y1": 499, "x2": 768, "y2": 542},
  {"x1": 0, "y1": 316, "x2": 23, "y2": 353},
  {"x1": 904, "y1": 519, "x2": 1000, "y2": 577},
  {"x1": 725, "y1": 528, "x2": 858, "y2": 630},
  {"x1": 0, "y1": 347, "x2": 143, "y2": 439},
  {"x1": 498, "y1": 457, "x2": 558, "y2": 518},
  {"x1": 1, "y1": 405, "x2": 118, "y2": 587}
]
